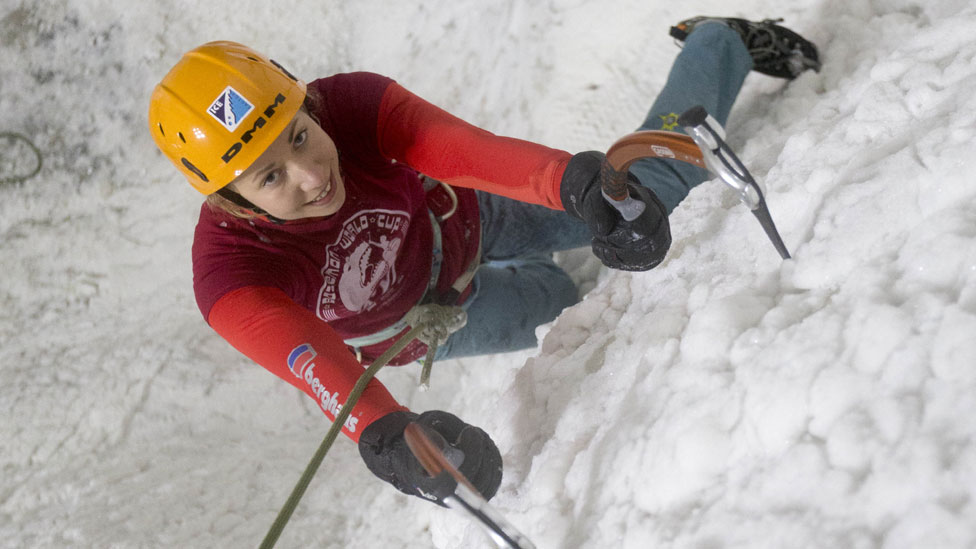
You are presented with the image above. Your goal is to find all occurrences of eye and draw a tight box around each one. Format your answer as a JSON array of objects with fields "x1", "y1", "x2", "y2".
[
  {"x1": 293, "y1": 129, "x2": 308, "y2": 148},
  {"x1": 261, "y1": 170, "x2": 280, "y2": 188}
]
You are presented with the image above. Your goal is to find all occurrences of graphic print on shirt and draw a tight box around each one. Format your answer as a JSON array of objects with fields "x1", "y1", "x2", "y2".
[{"x1": 318, "y1": 209, "x2": 410, "y2": 321}]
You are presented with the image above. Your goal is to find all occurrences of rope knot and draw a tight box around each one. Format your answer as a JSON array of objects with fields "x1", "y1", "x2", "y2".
[
  {"x1": 404, "y1": 303, "x2": 467, "y2": 347},
  {"x1": 404, "y1": 303, "x2": 466, "y2": 390}
]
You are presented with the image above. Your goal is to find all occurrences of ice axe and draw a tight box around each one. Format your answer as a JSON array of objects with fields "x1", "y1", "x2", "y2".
[
  {"x1": 404, "y1": 422, "x2": 537, "y2": 549},
  {"x1": 599, "y1": 105, "x2": 791, "y2": 260}
]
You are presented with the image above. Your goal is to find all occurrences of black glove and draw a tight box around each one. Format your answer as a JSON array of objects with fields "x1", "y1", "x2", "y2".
[
  {"x1": 358, "y1": 410, "x2": 503, "y2": 506},
  {"x1": 560, "y1": 151, "x2": 672, "y2": 271}
]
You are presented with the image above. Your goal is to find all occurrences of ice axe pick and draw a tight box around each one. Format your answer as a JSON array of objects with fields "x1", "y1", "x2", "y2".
[{"x1": 599, "y1": 105, "x2": 791, "y2": 260}]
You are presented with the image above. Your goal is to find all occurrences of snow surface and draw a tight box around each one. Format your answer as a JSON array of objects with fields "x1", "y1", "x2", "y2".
[{"x1": 3, "y1": 0, "x2": 976, "y2": 547}]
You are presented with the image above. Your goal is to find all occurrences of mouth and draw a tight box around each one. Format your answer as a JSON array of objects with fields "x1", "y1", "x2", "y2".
[{"x1": 307, "y1": 173, "x2": 339, "y2": 206}]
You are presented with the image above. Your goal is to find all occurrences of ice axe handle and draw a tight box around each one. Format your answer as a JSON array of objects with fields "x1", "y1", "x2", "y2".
[
  {"x1": 599, "y1": 157, "x2": 646, "y2": 222},
  {"x1": 404, "y1": 423, "x2": 537, "y2": 549},
  {"x1": 599, "y1": 129, "x2": 706, "y2": 222}
]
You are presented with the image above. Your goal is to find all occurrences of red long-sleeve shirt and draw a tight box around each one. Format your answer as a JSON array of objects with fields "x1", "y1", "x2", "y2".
[{"x1": 195, "y1": 72, "x2": 571, "y2": 441}]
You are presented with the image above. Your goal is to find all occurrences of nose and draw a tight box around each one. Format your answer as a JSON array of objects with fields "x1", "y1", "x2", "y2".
[{"x1": 290, "y1": 159, "x2": 324, "y2": 192}]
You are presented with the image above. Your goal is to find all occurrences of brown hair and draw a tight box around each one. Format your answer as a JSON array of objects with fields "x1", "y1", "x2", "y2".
[{"x1": 205, "y1": 87, "x2": 324, "y2": 219}]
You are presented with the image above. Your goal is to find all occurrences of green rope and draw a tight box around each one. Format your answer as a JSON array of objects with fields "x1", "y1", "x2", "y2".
[
  {"x1": 419, "y1": 344, "x2": 437, "y2": 390},
  {"x1": 259, "y1": 323, "x2": 425, "y2": 549},
  {"x1": 0, "y1": 132, "x2": 43, "y2": 184}
]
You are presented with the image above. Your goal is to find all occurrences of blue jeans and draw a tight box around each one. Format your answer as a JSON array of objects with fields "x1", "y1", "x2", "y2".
[{"x1": 437, "y1": 23, "x2": 752, "y2": 359}]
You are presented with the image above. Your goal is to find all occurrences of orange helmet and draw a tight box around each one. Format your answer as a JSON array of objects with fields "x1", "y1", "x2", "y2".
[{"x1": 148, "y1": 41, "x2": 307, "y2": 194}]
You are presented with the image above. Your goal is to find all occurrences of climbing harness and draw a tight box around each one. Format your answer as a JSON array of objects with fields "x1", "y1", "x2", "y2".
[
  {"x1": 341, "y1": 209, "x2": 450, "y2": 350},
  {"x1": 343, "y1": 177, "x2": 480, "y2": 388},
  {"x1": 0, "y1": 132, "x2": 43, "y2": 185},
  {"x1": 600, "y1": 105, "x2": 792, "y2": 259}
]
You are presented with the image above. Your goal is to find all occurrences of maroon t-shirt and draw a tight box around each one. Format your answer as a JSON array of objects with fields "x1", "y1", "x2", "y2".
[
  {"x1": 193, "y1": 73, "x2": 480, "y2": 357},
  {"x1": 193, "y1": 71, "x2": 571, "y2": 438}
]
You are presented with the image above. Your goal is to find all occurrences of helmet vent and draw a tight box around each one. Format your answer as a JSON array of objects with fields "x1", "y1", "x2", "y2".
[
  {"x1": 157, "y1": 123, "x2": 165, "y2": 137},
  {"x1": 270, "y1": 59, "x2": 299, "y2": 82},
  {"x1": 178, "y1": 132, "x2": 186, "y2": 143},
  {"x1": 181, "y1": 157, "x2": 209, "y2": 183}
]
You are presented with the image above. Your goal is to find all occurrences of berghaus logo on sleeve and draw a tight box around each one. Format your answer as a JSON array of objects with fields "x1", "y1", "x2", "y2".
[
  {"x1": 287, "y1": 343, "x2": 358, "y2": 432},
  {"x1": 287, "y1": 343, "x2": 317, "y2": 379}
]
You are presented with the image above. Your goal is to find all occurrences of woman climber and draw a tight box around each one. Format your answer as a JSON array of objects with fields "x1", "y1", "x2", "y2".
[{"x1": 148, "y1": 16, "x2": 820, "y2": 505}]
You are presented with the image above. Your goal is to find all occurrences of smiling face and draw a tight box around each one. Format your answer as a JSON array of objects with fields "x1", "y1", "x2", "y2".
[{"x1": 226, "y1": 109, "x2": 346, "y2": 220}]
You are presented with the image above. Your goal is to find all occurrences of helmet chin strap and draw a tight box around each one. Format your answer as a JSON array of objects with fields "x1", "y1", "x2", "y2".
[{"x1": 216, "y1": 187, "x2": 287, "y2": 225}]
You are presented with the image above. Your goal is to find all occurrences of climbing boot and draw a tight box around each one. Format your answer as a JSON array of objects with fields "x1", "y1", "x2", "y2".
[{"x1": 670, "y1": 16, "x2": 821, "y2": 79}]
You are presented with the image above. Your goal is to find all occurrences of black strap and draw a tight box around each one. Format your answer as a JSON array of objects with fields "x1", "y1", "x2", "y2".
[{"x1": 215, "y1": 187, "x2": 287, "y2": 225}]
